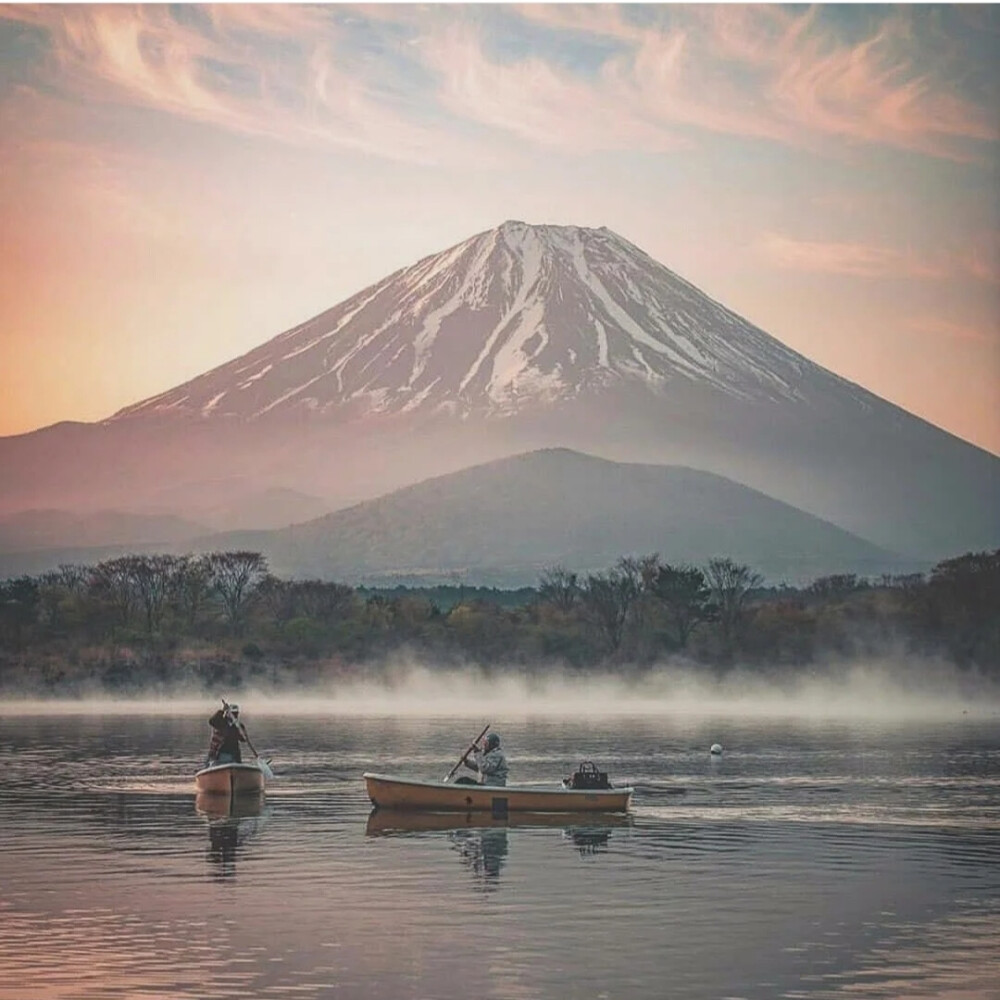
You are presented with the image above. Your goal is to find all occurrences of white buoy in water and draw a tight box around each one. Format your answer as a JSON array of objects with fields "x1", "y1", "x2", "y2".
[{"x1": 710, "y1": 743, "x2": 723, "y2": 755}]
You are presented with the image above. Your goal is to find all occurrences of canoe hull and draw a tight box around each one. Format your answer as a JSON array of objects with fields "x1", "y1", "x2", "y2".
[
  {"x1": 363, "y1": 772, "x2": 632, "y2": 813},
  {"x1": 195, "y1": 762, "x2": 266, "y2": 795}
]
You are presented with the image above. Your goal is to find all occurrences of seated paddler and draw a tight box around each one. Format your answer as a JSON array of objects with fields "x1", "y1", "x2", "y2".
[
  {"x1": 206, "y1": 702, "x2": 247, "y2": 766},
  {"x1": 461, "y1": 731, "x2": 509, "y2": 786}
]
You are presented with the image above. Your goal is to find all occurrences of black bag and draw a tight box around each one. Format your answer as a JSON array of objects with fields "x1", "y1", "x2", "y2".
[{"x1": 568, "y1": 760, "x2": 611, "y2": 790}]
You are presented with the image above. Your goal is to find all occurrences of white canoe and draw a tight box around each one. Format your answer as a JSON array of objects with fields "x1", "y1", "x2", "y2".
[
  {"x1": 195, "y1": 761, "x2": 266, "y2": 795},
  {"x1": 363, "y1": 772, "x2": 633, "y2": 814}
]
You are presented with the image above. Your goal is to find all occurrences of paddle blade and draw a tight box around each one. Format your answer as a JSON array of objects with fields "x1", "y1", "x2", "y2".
[{"x1": 258, "y1": 758, "x2": 275, "y2": 780}]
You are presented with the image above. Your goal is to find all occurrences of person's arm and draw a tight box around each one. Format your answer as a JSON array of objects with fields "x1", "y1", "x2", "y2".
[
  {"x1": 463, "y1": 746, "x2": 486, "y2": 774},
  {"x1": 479, "y1": 751, "x2": 504, "y2": 779}
]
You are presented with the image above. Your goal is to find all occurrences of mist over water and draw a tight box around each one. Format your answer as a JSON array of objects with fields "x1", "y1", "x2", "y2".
[
  {"x1": 4, "y1": 656, "x2": 997, "y2": 720},
  {"x1": 1, "y1": 704, "x2": 998, "y2": 999}
]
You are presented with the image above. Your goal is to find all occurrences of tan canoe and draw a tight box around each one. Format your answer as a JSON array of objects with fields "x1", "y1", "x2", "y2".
[
  {"x1": 195, "y1": 761, "x2": 266, "y2": 795},
  {"x1": 363, "y1": 772, "x2": 633, "y2": 814}
]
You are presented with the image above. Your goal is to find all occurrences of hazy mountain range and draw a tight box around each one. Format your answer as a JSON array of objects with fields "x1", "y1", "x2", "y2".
[
  {"x1": 197, "y1": 448, "x2": 916, "y2": 586},
  {"x1": 1, "y1": 221, "x2": 997, "y2": 580},
  {"x1": 0, "y1": 449, "x2": 915, "y2": 585}
]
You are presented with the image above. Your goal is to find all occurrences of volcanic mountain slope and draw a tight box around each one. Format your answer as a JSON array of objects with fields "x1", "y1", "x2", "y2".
[
  {"x1": 203, "y1": 449, "x2": 916, "y2": 586},
  {"x1": 1, "y1": 221, "x2": 997, "y2": 562},
  {"x1": 111, "y1": 221, "x2": 835, "y2": 422}
]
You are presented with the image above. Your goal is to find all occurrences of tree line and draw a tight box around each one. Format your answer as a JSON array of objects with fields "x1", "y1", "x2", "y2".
[{"x1": 0, "y1": 548, "x2": 997, "y2": 694}]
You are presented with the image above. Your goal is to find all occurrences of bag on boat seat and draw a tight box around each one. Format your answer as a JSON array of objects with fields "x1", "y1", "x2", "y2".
[{"x1": 567, "y1": 761, "x2": 611, "y2": 790}]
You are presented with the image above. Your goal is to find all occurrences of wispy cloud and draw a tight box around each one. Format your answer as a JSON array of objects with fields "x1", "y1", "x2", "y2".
[
  {"x1": 956, "y1": 231, "x2": 1000, "y2": 286},
  {"x1": 421, "y1": 23, "x2": 685, "y2": 153},
  {"x1": 0, "y1": 4, "x2": 473, "y2": 164},
  {"x1": 905, "y1": 316, "x2": 997, "y2": 345},
  {"x1": 756, "y1": 232, "x2": 951, "y2": 280},
  {"x1": 762, "y1": 14, "x2": 997, "y2": 160},
  {"x1": 491, "y1": 5, "x2": 998, "y2": 161},
  {"x1": 2, "y1": 5, "x2": 993, "y2": 163},
  {"x1": 757, "y1": 230, "x2": 1000, "y2": 284}
]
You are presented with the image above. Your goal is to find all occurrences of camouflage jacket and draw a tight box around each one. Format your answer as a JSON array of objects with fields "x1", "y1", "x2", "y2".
[{"x1": 471, "y1": 746, "x2": 509, "y2": 786}]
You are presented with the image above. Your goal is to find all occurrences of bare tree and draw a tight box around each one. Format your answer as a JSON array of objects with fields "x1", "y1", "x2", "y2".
[
  {"x1": 36, "y1": 570, "x2": 74, "y2": 631},
  {"x1": 55, "y1": 564, "x2": 90, "y2": 595},
  {"x1": 616, "y1": 554, "x2": 661, "y2": 655},
  {"x1": 172, "y1": 555, "x2": 214, "y2": 628},
  {"x1": 580, "y1": 567, "x2": 641, "y2": 655},
  {"x1": 93, "y1": 557, "x2": 139, "y2": 627},
  {"x1": 618, "y1": 554, "x2": 661, "y2": 593},
  {"x1": 538, "y1": 565, "x2": 580, "y2": 613},
  {"x1": 809, "y1": 574, "x2": 867, "y2": 600},
  {"x1": 295, "y1": 580, "x2": 356, "y2": 621},
  {"x1": 206, "y1": 551, "x2": 268, "y2": 635},
  {"x1": 704, "y1": 557, "x2": 763, "y2": 658},
  {"x1": 652, "y1": 563, "x2": 712, "y2": 650},
  {"x1": 257, "y1": 574, "x2": 298, "y2": 628},
  {"x1": 0, "y1": 576, "x2": 39, "y2": 649},
  {"x1": 131, "y1": 554, "x2": 180, "y2": 634}
]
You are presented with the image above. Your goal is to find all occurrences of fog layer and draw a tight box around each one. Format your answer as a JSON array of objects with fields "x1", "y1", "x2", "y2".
[{"x1": 3, "y1": 657, "x2": 998, "y2": 720}]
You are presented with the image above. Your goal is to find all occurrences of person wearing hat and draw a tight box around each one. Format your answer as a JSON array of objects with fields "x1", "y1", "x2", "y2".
[
  {"x1": 205, "y1": 702, "x2": 247, "y2": 766},
  {"x1": 462, "y1": 731, "x2": 509, "y2": 786}
]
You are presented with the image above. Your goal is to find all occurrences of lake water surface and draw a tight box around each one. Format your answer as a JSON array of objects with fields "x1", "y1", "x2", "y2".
[{"x1": 1, "y1": 707, "x2": 998, "y2": 999}]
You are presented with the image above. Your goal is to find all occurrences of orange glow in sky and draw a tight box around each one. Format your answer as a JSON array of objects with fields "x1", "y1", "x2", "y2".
[{"x1": 1, "y1": 4, "x2": 997, "y2": 453}]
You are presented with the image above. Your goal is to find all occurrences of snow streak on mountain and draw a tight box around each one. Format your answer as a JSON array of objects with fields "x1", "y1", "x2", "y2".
[{"x1": 111, "y1": 221, "x2": 857, "y2": 423}]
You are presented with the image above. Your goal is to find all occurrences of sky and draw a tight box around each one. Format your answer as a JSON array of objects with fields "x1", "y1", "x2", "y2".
[{"x1": 1, "y1": 2, "x2": 998, "y2": 454}]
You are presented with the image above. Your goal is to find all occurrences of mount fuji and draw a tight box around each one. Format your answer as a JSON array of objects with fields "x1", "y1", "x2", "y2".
[
  {"x1": 1, "y1": 221, "x2": 997, "y2": 566},
  {"x1": 112, "y1": 221, "x2": 827, "y2": 422}
]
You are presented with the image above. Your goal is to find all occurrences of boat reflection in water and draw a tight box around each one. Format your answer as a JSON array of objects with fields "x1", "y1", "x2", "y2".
[
  {"x1": 195, "y1": 791, "x2": 269, "y2": 880},
  {"x1": 365, "y1": 810, "x2": 632, "y2": 890},
  {"x1": 451, "y1": 826, "x2": 509, "y2": 890}
]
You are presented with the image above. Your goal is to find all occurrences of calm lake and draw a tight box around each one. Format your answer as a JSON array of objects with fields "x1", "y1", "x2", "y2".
[{"x1": 1, "y1": 701, "x2": 998, "y2": 999}]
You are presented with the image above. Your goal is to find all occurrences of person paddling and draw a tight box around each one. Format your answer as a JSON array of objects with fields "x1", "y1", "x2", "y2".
[
  {"x1": 206, "y1": 701, "x2": 247, "y2": 766},
  {"x1": 460, "y1": 731, "x2": 509, "y2": 786}
]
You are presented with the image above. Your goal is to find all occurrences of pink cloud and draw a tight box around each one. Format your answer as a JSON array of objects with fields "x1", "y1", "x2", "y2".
[
  {"x1": 486, "y1": 6, "x2": 997, "y2": 161},
  {"x1": 905, "y1": 316, "x2": 997, "y2": 345},
  {"x1": 422, "y1": 23, "x2": 685, "y2": 153},
  {"x1": 957, "y1": 232, "x2": 1000, "y2": 286},
  {"x1": 0, "y1": 4, "x2": 476, "y2": 165},
  {"x1": 758, "y1": 229, "x2": 1000, "y2": 285},
  {"x1": 2, "y1": 4, "x2": 994, "y2": 164},
  {"x1": 757, "y1": 233, "x2": 950, "y2": 280},
  {"x1": 765, "y1": 17, "x2": 997, "y2": 160}
]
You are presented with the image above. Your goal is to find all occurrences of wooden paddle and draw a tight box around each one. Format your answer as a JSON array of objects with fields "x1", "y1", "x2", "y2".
[
  {"x1": 221, "y1": 698, "x2": 275, "y2": 780},
  {"x1": 442, "y1": 722, "x2": 490, "y2": 783}
]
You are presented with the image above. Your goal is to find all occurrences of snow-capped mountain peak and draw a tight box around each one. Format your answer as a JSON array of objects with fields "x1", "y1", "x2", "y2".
[{"x1": 111, "y1": 221, "x2": 839, "y2": 423}]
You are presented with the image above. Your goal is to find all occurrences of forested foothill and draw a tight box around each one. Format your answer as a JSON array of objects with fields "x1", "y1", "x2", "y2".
[{"x1": 0, "y1": 548, "x2": 997, "y2": 696}]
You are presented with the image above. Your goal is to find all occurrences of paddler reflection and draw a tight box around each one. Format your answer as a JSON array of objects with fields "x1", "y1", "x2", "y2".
[
  {"x1": 450, "y1": 825, "x2": 508, "y2": 889},
  {"x1": 195, "y1": 791, "x2": 268, "y2": 879}
]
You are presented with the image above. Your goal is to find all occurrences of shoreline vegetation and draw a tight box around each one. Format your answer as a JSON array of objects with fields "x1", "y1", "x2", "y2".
[{"x1": 0, "y1": 549, "x2": 997, "y2": 698}]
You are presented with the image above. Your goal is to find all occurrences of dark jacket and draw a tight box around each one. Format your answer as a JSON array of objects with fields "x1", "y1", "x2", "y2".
[{"x1": 208, "y1": 709, "x2": 246, "y2": 763}]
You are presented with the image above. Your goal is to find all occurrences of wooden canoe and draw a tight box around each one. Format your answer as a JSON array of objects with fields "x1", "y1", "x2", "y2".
[
  {"x1": 195, "y1": 761, "x2": 266, "y2": 795},
  {"x1": 363, "y1": 772, "x2": 633, "y2": 814}
]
